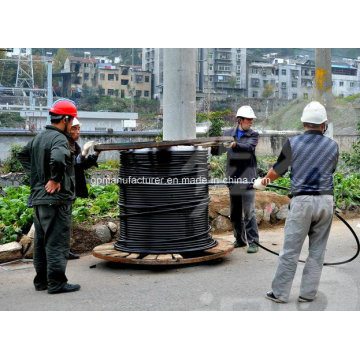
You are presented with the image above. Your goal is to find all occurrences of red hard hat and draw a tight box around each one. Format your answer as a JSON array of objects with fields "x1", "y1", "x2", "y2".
[{"x1": 49, "y1": 98, "x2": 78, "y2": 117}]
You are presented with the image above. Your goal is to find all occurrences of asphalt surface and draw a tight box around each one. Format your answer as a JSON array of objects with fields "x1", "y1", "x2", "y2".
[{"x1": 1, "y1": 217, "x2": 360, "y2": 311}]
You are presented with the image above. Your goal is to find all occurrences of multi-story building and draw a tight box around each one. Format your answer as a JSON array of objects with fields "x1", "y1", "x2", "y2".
[
  {"x1": 331, "y1": 62, "x2": 359, "y2": 97},
  {"x1": 142, "y1": 48, "x2": 247, "y2": 101},
  {"x1": 142, "y1": 48, "x2": 163, "y2": 100},
  {"x1": 248, "y1": 57, "x2": 360, "y2": 100},
  {"x1": 247, "y1": 62, "x2": 277, "y2": 98},
  {"x1": 62, "y1": 53, "x2": 97, "y2": 94},
  {"x1": 96, "y1": 63, "x2": 151, "y2": 99},
  {"x1": 62, "y1": 54, "x2": 151, "y2": 99}
]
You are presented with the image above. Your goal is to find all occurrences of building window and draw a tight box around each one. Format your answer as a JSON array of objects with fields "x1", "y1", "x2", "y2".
[
  {"x1": 292, "y1": 81, "x2": 297, "y2": 88},
  {"x1": 135, "y1": 90, "x2": 142, "y2": 97},
  {"x1": 218, "y1": 65, "x2": 230, "y2": 71},
  {"x1": 209, "y1": 76, "x2": 213, "y2": 82},
  {"x1": 281, "y1": 69, "x2": 286, "y2": 75},
  {"x1": 108, "y1": 74, "x2": 115, "y2": 81},
  {"x1": 209, "y1": 64, "x2": 213, "y2": 71},
  {"x1": 236, "y1": 65, "x2": 241, "y2": 72},
  {"x1": 100, "y1": 88, "x2": 105, "y2": 95},
  {"x1": 303, "y1": 93, "x2": 308, "y2": 99},
  {"x1": 121, "y1": 89, "x2": 125, "y2": 98},
  {"x1": 144, "y1": 90, "x2": 149, "y2": 97},
  {"x1": 114, "y1": 90, "x2": 119, "y2": 97},
  {"x1": 236, "y1": 54, "x2": 241, "y2": 60},
  {"x1": 236, "y1": 76, "x2": 241, "y2": 83},
  {"x1": 100, "y1": 73, "x2": 105, "y2": 81},
  {"x1": 263, "y1": 80, "x2": 268, "y2": 86},
  {"x1": 135, "y1": 75, "x2": 143, "y2": 83},
  {"x1": 281, "y1": 82, "x2": 286, "y2": 89},
  {"x1": 270, "y1": 80, "x2": 275, "y2": 85},
  {"x1": 292, "y1": 93, "x2": 297, "y2": 99},
  {"x1": 311, "y1": 70, "x2": 315, "y2": 76},
  {"x1": 108, "y1": 89, "x2": 114, "y2": 96},
  {"x1": 251, "y1": 78, "x2": 260, "y2": 87},
  {"x1": 145, "y1": 76, "x2": 150, "y2": 82},
  {"x1": 122, "y1": 68, "x2": 129, "y2": 75},
  {"x1": 252, "y1": 91, "x2": 258, "y2": 98},
  {"x1": 251, "y1": 68, "x2": 258, "y2": 74},
  {"x1": 350, "y1": 82, "x2": 354, "y2": 87},
  {"x1": 339, "y1": 81, "x2": 344, "y2": 87},
  {"x1": 121, "y1": 79, "x2": 129, "y2": 85},
  {"x1": 84, "y1": 73, "x2": 89, "y2": 81}
]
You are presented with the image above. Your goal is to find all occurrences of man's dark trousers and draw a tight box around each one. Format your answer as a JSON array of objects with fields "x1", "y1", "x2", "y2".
[
  {"x1": 33, "y1": 204, "x2": 72, "y2": 292},
  {"x1": 229, "y1": 187, "x2": 259, "y2": 246}
]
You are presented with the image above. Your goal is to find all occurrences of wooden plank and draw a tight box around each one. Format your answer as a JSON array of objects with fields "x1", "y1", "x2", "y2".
[
  {"x1": 126, "y1": 253, "x2": 140, "y2": 259},
  {"x1": 113, "y1": 252, "x2": 130, "y2": 257},
  {"x1": 157, "y1": 254, "x2": 174, "y2": 262},
  {"x1": 93, "y1": 239, "x2": 234, "y2": 265},
  {"x1": 143, "y1": 254, "x2": 158, "y2": 260},
  {"x1": 94, "y1": 137, "x2": 233, "y2": 152},
  {"x1": 94, "y1": 243, "x2": 115, "y2": 251},
  {"x1": 172, "y1": 254, "x2": 183, "y2": 261}
]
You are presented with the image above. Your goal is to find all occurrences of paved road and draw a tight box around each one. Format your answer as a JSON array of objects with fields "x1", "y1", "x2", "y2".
[{"x1": 1, "y1": 217, "x2": 360, "y2": 311}]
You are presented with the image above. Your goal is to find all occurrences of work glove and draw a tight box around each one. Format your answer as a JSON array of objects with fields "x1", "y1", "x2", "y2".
[
  {"x1": 82, "y1": 141, "x2": 95, "y2": 157},
  {"x1": 93, "y1": 142, "x2": 101, "y2": 157},
  {"x1": 253, "y1": 177, "x2": 267, "y2": 191}
]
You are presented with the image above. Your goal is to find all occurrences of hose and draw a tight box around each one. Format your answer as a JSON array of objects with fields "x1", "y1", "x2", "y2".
[{"x1": 256, "y1": 183, "x2": 360, "y2": 266}]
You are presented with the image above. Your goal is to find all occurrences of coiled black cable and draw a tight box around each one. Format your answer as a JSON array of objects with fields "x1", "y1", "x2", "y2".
[{"x1": 114, "y1": 147, "x2": 217, "y2": 254}]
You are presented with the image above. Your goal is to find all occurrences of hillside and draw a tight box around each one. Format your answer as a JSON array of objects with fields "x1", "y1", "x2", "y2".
[{"x1": 260, "y1": 96, "x2": 360, "y2": 134}]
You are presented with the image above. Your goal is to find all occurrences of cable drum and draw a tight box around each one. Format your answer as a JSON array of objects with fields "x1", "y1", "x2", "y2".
[{"x1": 114, "y1": 146, "x2": 218, "y2": 254}]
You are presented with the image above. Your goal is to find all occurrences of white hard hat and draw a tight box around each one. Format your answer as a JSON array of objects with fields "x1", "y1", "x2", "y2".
[
  {"x1": 301, "y1": 101, "x2": 327, "y2": 124},
  {"x1": 72, "y1": 117, "x2": 82, "y2": 127},
  {"x1": 236, "y1": 105, "x2": 256, "y2": 119}
]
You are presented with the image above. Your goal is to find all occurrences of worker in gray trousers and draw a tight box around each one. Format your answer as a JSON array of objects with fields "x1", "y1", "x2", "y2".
[{"x1": 253, "y1": 101, "x2": 339, "y2": 303}]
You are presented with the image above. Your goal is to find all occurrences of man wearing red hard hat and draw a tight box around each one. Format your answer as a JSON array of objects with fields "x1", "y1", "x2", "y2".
[{"x1": 18, "y1": 98, "x2": 81, "y2": 294}]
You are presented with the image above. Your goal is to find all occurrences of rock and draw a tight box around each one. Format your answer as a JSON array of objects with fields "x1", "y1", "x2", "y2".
[
  {"x1": 0, "y1": 242, "x2": 22, "y2": 263},
  {"x1": 218, "y1": 208, "x2": 230, "y2": 217},
  {"x1": 276, "y1": 204, "x2": 289, "y2": 221},
  {"x1": 212, "y1": 215, "x2": 233, "y2": 232},
  {"x1": 27, "y1": 223, "x2": 35, "y2": 239},
  {"x1": 270, "y1": 206, "x2": 279, "y2": 224},
  {"x1": 255, "y1": 209, "x2": 264, "y2": 225},
  {"x1": 263, "y1": 203, "x2": 276, "y2": 222},
  {"x1": 107, "y1": 222, "x2": 118, "y2": 234},
  {"x1": 19, "y1": 235, "x2": 33, "y2": 254},
  {"x1": 95, "y1": 225, "x2": 112, "y2": 243}
]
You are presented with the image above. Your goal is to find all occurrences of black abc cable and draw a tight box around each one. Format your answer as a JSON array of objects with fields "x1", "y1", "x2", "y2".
[{"x1": 115, "y1": 148, "x2": 217, "y2": 254}]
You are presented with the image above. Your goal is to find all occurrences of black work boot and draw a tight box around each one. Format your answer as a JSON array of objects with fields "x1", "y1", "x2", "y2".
[
  {"x1": 48, "y1": 283, "x2": 81, "y2": 294},
  {"x1": 67, "y1": 251, "x2": 80, "y2": 260}
]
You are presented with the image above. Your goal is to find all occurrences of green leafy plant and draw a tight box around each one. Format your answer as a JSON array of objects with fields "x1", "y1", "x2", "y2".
[
  {"x1": 0, "y1": 186, "x2": 33, "y2": 244},
  {"x1": 3, "y1": 144, "x2": 24, "y2": 173}
]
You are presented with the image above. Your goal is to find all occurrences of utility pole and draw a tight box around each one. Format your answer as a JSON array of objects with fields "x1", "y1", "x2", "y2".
[
  {"x1": 163, "y1": 48, "x2": 197, "y2": 140},
  {"x1": 315, "y1": 48, "x2": 333, "y2": 139},
  {"x1": 46, "y1": 56, "x2": 53, "y2": 125}
]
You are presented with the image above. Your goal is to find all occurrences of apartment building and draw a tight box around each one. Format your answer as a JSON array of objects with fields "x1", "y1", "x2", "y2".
[
  {"x1": 62, "y1": 54, "x2": 151, "y2": 99},
  {"x1": 62, "y1": 54, "x2": 97, "y2": 91},
  {"x1": 248, "y1": 58, "x2": 360, "y2": 100},
  {"x1": 142, "y1": 48, "x2": 163, "y2": 99},
  {"x1": 142, "y1": 48, "x2": 247, "y2": 100},
  {"x1": 97, "y1": 63, "x2": 151, "y2": 99}
]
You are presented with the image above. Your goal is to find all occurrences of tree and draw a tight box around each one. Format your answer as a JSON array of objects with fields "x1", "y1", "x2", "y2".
[
  {"x1": 262, "y1": 83, "x2": 274, "y2": 98},
  {"x1": 33, "y1": 54, "x2": 46, "y2": 88},
  {"x1": 53, "y1": 48, "x2": 70, "y2": 73},
  {"x1": 0, "y1": 50, "x2": 17, "y2": 86}
]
